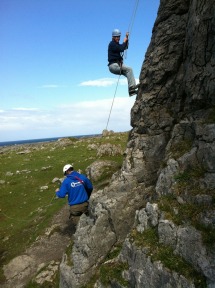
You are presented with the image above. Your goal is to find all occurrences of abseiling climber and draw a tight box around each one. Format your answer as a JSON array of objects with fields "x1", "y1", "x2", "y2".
[{"x1": 108, "y1": 29, "x2": 139, "y2": 96}]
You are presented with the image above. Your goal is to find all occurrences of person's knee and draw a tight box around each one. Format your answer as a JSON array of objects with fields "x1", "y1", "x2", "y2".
[
  {"x1": 69, "y1": 211, "x2": 82, "y2": 217},
  {"x1": 109, "y1": 68, "x2": 120, "y2": 75},
  {"x1": 121, "y1": 65, "x2": 132, "y2": 74},
  {"x1": 109, "y1": 64, "x2": 120, "y2": 75},
  {"x1": 126, "y1": 67, "x2": 133, "y2": 73}
]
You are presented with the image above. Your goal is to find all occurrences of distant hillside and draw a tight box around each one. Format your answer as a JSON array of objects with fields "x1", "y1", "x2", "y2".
[{"x1": 0, "y1": 132, "x2": 128, "y2": 287}]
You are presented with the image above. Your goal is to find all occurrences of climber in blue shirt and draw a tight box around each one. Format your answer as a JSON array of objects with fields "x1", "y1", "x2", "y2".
[
  {"x1": 55, "y1": 164, "x2": 93, "y2": 217},
  {"x1": 108, "y1": 29, "x2": 139, "y2": 96}
]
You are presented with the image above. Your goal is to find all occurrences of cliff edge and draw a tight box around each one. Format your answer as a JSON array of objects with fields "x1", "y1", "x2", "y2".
[{"x1": 59, "y1": 0, "x2": 215, "y2": 287}]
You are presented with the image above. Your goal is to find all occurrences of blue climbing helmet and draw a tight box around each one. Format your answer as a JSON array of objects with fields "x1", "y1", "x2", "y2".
[{"x1": 112, "y1": 29, "x2": 121, "y2": 37}]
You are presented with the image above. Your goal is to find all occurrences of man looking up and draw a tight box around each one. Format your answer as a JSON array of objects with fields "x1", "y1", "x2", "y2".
[{"x1": 108, "y1": 29, "x2": 139, "y2": 96}]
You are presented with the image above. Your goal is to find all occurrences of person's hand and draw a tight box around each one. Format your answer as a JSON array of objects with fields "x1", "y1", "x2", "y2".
[
  {"x1": 55, "y1": 188, "x2": 60, "y2": 192},
  {"x1": 123, "y1": 32, "x2": 129, "y2": 43}
]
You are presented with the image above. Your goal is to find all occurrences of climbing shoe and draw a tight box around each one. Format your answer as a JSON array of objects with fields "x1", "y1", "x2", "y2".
[
  {"x1": 129, "y1": 89, "x2": 137, "y2": 96},
  {"x1": 129, "y1": 86, "x2": 138, "y2": 96}
]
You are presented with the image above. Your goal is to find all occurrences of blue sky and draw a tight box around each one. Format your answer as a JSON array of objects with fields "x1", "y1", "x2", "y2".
[{"x1": 0, "y1": 0, "x2": 160, "y2": 141}]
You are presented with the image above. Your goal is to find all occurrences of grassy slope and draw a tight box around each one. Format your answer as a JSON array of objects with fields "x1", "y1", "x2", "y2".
[{"x1": 0, "y1": 132, "x2": 128, "y2": 280}]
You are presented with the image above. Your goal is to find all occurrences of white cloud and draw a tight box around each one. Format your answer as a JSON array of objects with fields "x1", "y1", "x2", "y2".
[
  {"x1": 0, "y1": 97, "x2": 135, "y2": 141},
  {"x1": 12, "y1": 108, "x2": 39, "y2": 111},
  {"x1": 79, "y1": 78, "x2": 127, "y2": 87},
  {"x1": 79, "y1": 77, "x2": 139, "y2": 87}
]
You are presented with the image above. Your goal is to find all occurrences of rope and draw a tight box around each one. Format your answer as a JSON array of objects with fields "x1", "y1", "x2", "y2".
[
  {"x1": 128, "y1": 0, "x2": 140, "y2": 37},
  {"x1": 105, "y1": 0, "x2": 140, "y2": 131},
  {"x1": 124, "y1": 0, "x2": 140, "y2": 59},
  {"x1": 105, "y1": 73, "x2": 121, "y2": 130},
  {"x1": 0, "y1": 209, "x2": 30, "y2": 222},
  {"x1": 0, "y1": 192, "x2": 59, "y2": 223}
]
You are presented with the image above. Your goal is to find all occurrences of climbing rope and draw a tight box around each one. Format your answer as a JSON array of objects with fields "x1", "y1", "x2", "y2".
[
  {"x1": 105, "y1": 0, "x2": 140, "y2": 131},
  {"x1": 0, "y1": 191, "x2": 60, "y2": 223},
  {"x1": 129, "y1": 0, "x2": 140, "y2": 38},
  {"x1": 124, "y1": 0, "x2": 140, "y2": 59},
  {"x1": 105, "y1": 72, "x2": 121, "y2": 130}
]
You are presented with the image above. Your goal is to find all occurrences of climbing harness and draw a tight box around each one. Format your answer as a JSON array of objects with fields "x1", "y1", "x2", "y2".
[{"x1": 105, "y1": 0, "x2": 140, "y2": 131}]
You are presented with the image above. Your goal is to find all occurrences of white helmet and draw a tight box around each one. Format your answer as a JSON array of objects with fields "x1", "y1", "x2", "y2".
[
  {"x1": 63, "y1": 164, "x2": 73, "y2": 175},
  {"x1": 112, "y1": 29, "x2": 121, "y2": 37}
]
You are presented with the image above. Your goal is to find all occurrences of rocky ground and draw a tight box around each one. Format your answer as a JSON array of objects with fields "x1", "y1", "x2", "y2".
[
  {"x1": 1, "y1": 133, "x2": 125, "y2": 288},
  {"x1": 3, "y1": 203, "x2": 77, "y2": 288}
]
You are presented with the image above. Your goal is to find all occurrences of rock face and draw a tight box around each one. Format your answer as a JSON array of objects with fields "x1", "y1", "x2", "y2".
[{"x1": 59, "y1": 0, "x2": 215, "y2": 287}]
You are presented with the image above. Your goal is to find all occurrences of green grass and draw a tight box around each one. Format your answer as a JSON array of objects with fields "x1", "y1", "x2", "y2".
[
  {"x1": 169, "y1": 139, "x2": 193, "y2": 159},
  {"x1": 105, "y1": 243, "x2": 123, "y2": 261},
  {"x1": 170, "y1": 166, "x2": 215, "y2": 243},
  {"x1": 173, "y1": 166, "x2": 206, "y2": 184},
  {"x1": 158, "y1": 193, "x2": 215, "y2": 247},
  {"x1": 131, "y1": 228, "x2": 207, "y2": 288},
  {"x1": 100, "y1": 261, "x2": 129, "y2": 287},
  {"x1": 80, "y1": 243, "x2": 124, "y2": 288},
  {"x1": 0, "y1": 132, "x2": 128, "y2": 283},
  {"x1": 195, "y1": 223, "x2": 215, "y2": 248},
  {"x1": 99, "y1": 243, "x2": 128, "y2": 287}
]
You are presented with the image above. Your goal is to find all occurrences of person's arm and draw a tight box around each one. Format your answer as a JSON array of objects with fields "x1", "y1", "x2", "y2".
[
  {"x1": 110, "y1": 41, "x2": 127, "y2": 53},
  {"x1": 55, "y1": 181, "x2": 68, "y2": 198},
  {"x1": 123, "y1": 32, "x2": 129, "y2": 49},
  {"x1": 123, "y1": 32, "x2": 129, "y2": 43}
]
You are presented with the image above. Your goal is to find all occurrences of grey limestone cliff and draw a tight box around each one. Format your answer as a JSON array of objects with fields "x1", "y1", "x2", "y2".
[{"x1": 59, "y1": 0, "x2": 215, "y2": 287}]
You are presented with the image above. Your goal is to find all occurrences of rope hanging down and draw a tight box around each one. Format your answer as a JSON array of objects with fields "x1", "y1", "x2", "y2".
[
  {"x1": 105, "y1": 0, "x2": 140, "y2": 131},
  {"x1": 0, "y1": 191, "x2": 58, "y2": 223},
  {"x1": 105, "y1": 72, "x2": 121, "y2": 130}
]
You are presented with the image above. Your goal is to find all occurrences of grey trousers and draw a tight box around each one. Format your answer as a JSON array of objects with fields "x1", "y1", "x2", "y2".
[{"x1": 109, "y1": 63, "x2": 136, "y2": 89}]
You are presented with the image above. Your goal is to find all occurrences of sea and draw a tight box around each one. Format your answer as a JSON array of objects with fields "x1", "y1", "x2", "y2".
[{"x1": 0, "y1": 134, "x2": 101, "y2": 147}]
